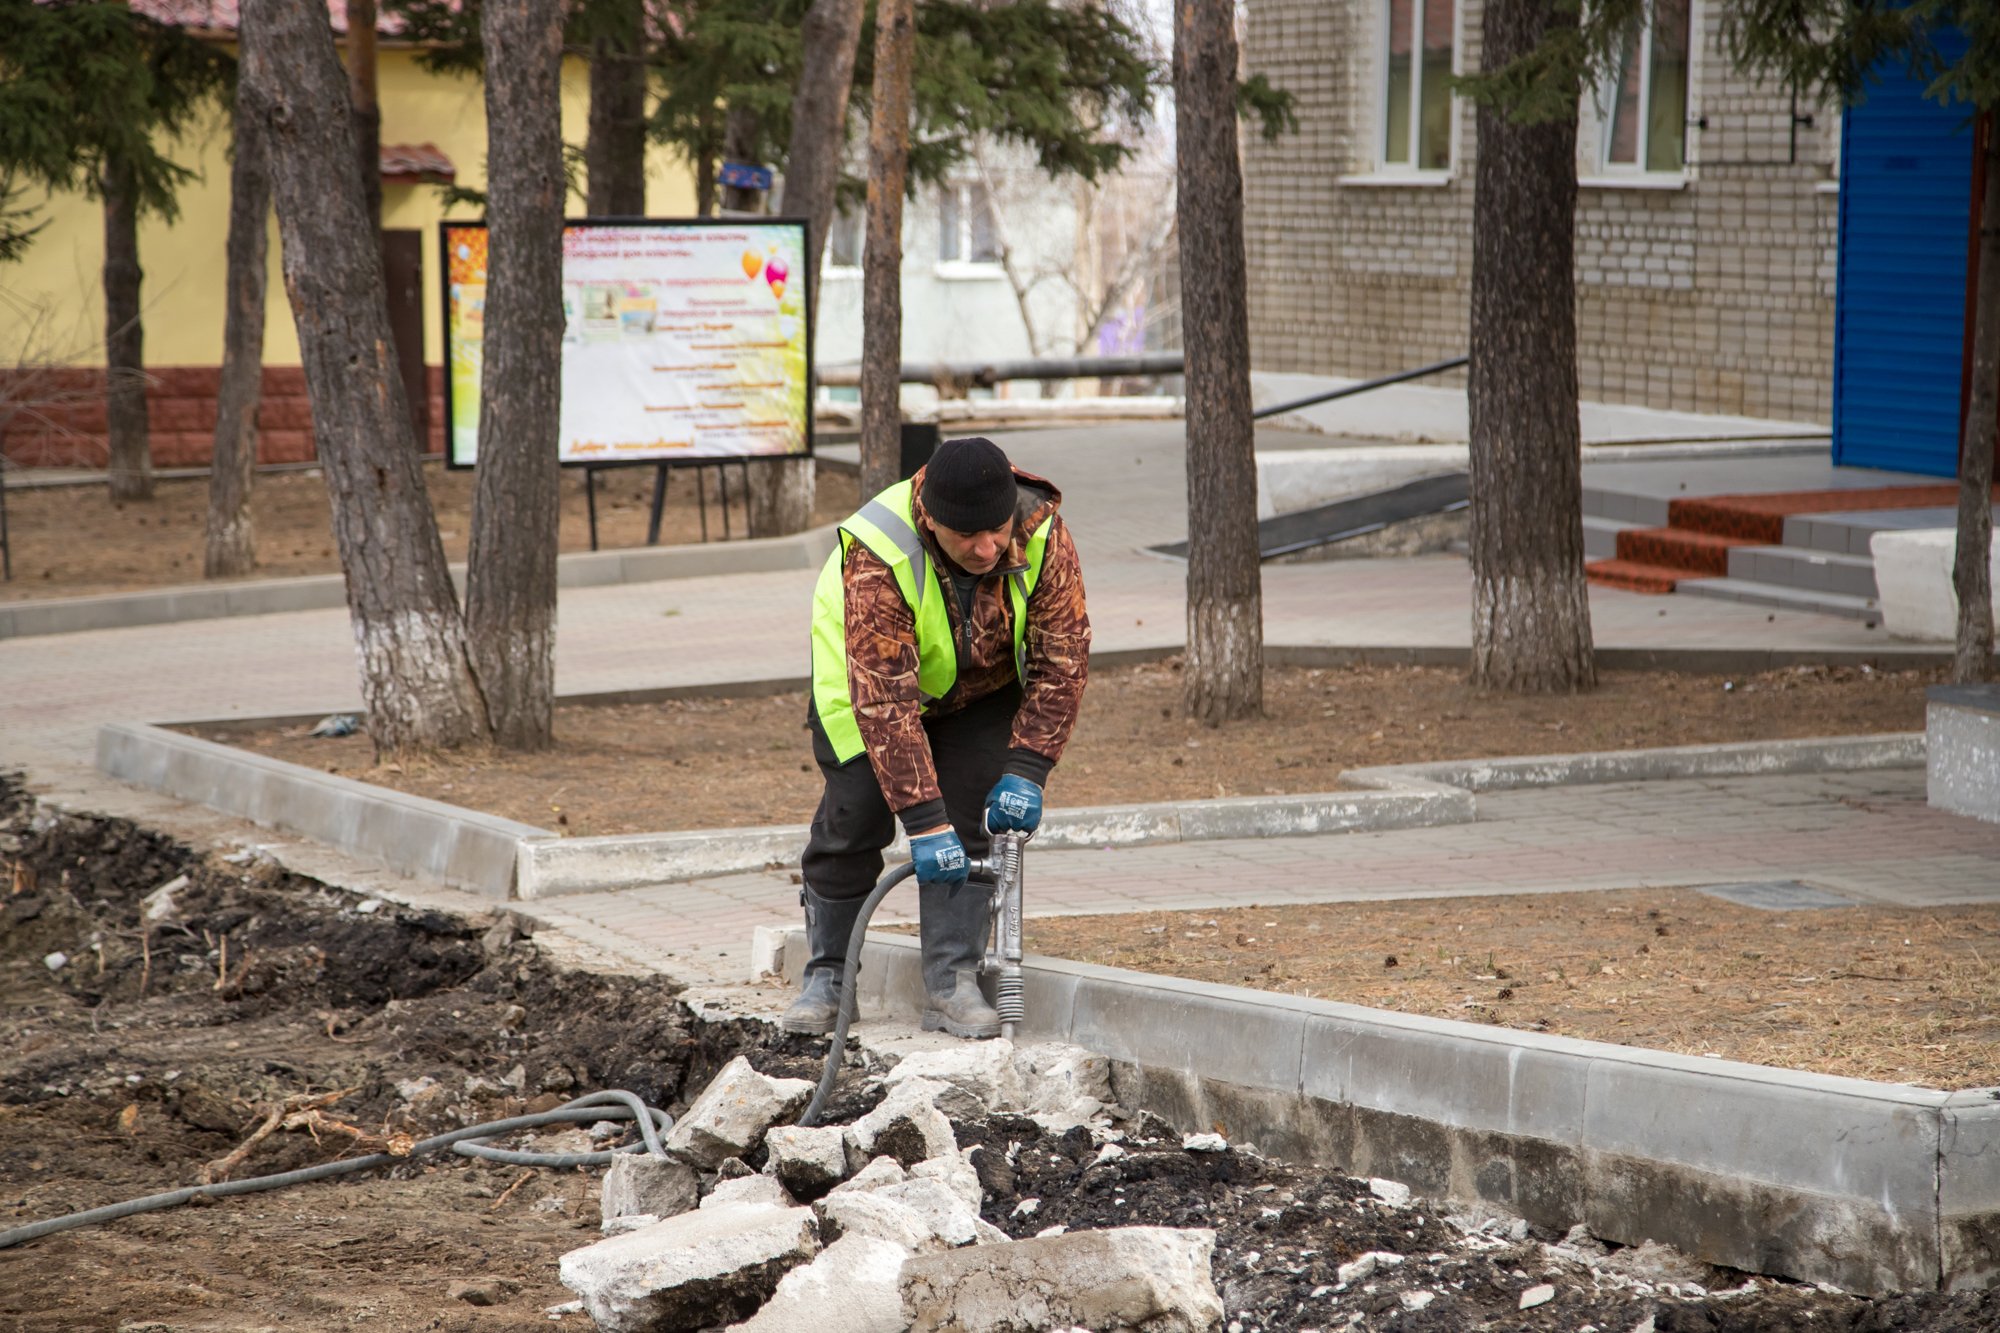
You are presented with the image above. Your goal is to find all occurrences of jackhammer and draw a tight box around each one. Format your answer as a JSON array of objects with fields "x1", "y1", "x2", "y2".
[{"x1": 800, "y1": 828, "x2": 1031, "y2": 1126}]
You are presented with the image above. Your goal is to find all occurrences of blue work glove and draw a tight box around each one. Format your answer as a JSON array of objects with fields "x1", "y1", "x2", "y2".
[
  {"x1": 909, "y1": 828, "x2": 970, "y2": 888},
  {"x1": 984, "y1": 774, "x2": 1044, "y2": 834}
]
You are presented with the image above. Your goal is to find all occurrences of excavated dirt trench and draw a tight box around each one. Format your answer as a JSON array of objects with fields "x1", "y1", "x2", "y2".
[{"x1": 1, "y1": 777, "x2": 1994, "y2": 1332}]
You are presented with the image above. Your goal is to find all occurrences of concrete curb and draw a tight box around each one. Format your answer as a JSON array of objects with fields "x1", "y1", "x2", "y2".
[
  {"x1": 1345, "y1": 732, "x2": 1926, "y2": 793},
  {"x1": 100, "y1": 718, "x2": 1924, "y2": 901},
  {"x1": 775, "y1": 930, "x2": 1995, "y2": 1295},
  {"x1": 0, "y1": 525, "x2": 839, "y2": 640},
  {"x1": 95, "y1": 722, "x2": 553, "y2": 898},
  {"x1": 514, "y1": 779, "x2": 1474, "y2": 898}
]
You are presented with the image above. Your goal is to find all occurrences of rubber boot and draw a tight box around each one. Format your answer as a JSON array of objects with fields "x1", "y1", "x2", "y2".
[
  {"x1": 918, "y1": 881, "x2": 1001, "y2": 1039},
  {"x1": 780, "y1": 886, "x2": 865, "y2": 1036}
]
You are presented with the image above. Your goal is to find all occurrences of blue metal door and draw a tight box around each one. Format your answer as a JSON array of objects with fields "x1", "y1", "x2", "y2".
[{"x1": 1833, "y1": 39, "x2": 1974, "y2": 476}]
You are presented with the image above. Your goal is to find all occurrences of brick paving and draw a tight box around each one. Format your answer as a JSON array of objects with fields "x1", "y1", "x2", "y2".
[
  {"x1": 0, "y1": 424, "x2": 1989, "y2": 990},
  {"x1": 537, "y1": 769, "x2": 2000, "y2": 984}
]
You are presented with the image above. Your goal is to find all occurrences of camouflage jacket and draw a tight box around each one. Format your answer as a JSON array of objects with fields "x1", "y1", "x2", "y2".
[{"x1": 839, "y1": 465, "x2": 1090, "y2": 831}]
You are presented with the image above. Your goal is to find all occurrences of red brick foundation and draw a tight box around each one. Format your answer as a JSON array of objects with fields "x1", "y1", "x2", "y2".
[{"x1": 1, "y1": 365, "x2": 448, "y2": 469}]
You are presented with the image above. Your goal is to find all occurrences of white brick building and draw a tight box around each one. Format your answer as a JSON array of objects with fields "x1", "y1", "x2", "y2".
[{"x1": 1241, "y1": 0, "x2": 1839, "y2": 423}]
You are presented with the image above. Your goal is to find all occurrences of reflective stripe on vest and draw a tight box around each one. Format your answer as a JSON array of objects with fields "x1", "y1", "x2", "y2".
[{"x1": 811, "y1": 480, "x2": 1053, "y2": 764}]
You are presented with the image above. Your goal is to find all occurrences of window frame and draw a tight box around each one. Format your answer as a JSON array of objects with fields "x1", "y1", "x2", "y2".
[
  {"x1": 825, "y1": 204, "x2": 864, "y2": 274},
  {"x1": 1372, "y1": 0, "x2": 1461, "y2": 179},
  {"x1": 1587, "y1": 0, "x2": 1700, "y2": 182},
  {"x1": 937, "y1": 179, "x2": 1002, "y2": 272}
]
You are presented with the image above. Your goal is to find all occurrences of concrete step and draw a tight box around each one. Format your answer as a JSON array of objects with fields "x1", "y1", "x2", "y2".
[
  {"x1": 1675, "y1": 575, "x2": 1882, "y2": 625},
  {"x1": 1726, "y1": 544, "x2": 1879, "y2": 599},
  {"x1": 1616, "y1": 526, "x2": 1756, "y2": 577},
  {"x1": 1585, "y1": 558, "x2": 1682, "y2": 593},
  {"x1": 1580, "y1": 486, "x2": 1671, "y2": 527},
  {"x1": 1780, "y1": 513, "x2": 1889, "y2": 557},
  {"x1": 1583, "y1": 515, "x2": 1637, "y2": 560},
  {"x1": 1781, "y1": 506, "x2": 1963, "y2": 556}
]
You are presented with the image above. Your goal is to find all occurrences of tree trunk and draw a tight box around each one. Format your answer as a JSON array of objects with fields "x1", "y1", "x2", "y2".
[
  {"x1": 1954, "y1": 118, "x2": 2000, "y2": 682},
  {"x1": 720, "y1": 104, "x2": 764, "y2": 213},
  {"x1": 205, "y1": 88, "x2": 271, "y2": 578},
  {"x1": 243, "y1": 0, "x2": 490, "y2": 755},
  {"x1": 101, "y1": 152, "x2": 151, "y2": 502},
  {"x1": 1465, "y1": 0, "x2": 1596, "y2": 693},
  {"x1": 859, "y1": 0, "x2": 914, "y2": 500},
  {"x1": 1173, "y1": 0, "x2": 1262, "y2": 723},
  {"x1": 695, "y1": 105, "x2": 719, "y2": 216},
  {"x1": 465, "y1": 0, "x2": 565, "y2": 749},
  {"x1": 760, "y1": 0, "x2": 867, "y2": 538},
  {"x1": 779, "y1": 0, "x2": 866, "y2": 324},
  {"x1": 585, "y1": 0, "x2": 647, "y2": 216},
  {"x1": 345, "y1": 0, "x2": 381, "y2": 231}
]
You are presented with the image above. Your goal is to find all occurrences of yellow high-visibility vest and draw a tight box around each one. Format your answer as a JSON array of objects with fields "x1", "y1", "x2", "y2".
[{"x1": 810, "y1": 479, "x2": 1053, "y2": 762}]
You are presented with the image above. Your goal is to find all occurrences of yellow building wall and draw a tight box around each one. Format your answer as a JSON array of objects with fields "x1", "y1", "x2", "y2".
[{"x1": 3, "y1": 44, "x2": 699, "y2": 370}]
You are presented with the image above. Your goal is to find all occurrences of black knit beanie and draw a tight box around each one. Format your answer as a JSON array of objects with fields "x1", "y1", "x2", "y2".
[{"x1": 921, "y1": 436, "x2": 1018, "y2": 533}]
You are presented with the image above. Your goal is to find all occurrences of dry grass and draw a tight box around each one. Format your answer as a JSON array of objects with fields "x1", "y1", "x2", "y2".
[{"x1": 1024, "y1": 887, "x2": 2000, "y2": 1090}]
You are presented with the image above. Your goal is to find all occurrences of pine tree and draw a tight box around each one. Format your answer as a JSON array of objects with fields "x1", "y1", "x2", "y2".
[{"x1": 0, "y1": 0, "x2": 231, "y2": 501}]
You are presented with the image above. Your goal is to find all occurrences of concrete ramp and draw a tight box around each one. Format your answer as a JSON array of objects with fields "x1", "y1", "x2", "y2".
[{"x1": 1151, "y1": 472, "x2": 1469, "y2": 562}]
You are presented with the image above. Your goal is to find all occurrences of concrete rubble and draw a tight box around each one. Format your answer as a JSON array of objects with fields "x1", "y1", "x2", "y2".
[
  {"x1": 562, "y1": 1040, "x2": 1142, "y2": 1332},
  {"x1": 844, "y1": 1076, "x2": 959, "y2": 1169},
  {"x1": 663, "y1": 1056, "x2": 814, "y2": 1167},
  {"x1": 725, "y1": 1234, "x2": 913, "y2": 1333},
  {"x1": 599, "y1": 1152, "x2": 699, "y2": 1229},
  {"x1": 558, "y1": 1036, "x2": 1767, "y2": 1333},
  {"x1": 558, "y1": 1200, "x2": 821, "y2": 1333},
  {"x1": 899, "y1": 1226, "x2": 1224, "y2": 1333},
  {"x1": 764, "y1": 1122, "x2": 850, "y2": 1199},
  {"x1": 701, "y1": 1175, "x2": 796, "y2": 1211}
]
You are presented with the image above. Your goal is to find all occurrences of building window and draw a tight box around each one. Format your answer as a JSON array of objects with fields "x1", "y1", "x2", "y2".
[
  {"x1": 1382, "y1": 0, "x2": 1454, "y2": 171},
  {"x1": 939, "y1": 181, "x2": 999, "y2": 264},
  {"x1": 828, "y1": 205, "x2": 863, "y2": 268},
  {"x1": 1602, "y1": 0, "x2": 1692, "y2": 172}
]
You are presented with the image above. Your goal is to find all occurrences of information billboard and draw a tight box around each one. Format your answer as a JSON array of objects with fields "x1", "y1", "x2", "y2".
[{"x1": 443, "y1": 218, "x2": 812, "y2": 468}]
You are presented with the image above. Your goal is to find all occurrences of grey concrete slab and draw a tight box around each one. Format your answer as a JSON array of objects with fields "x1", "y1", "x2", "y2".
[
  {"x1": 1348, "y1": 733, "x2": 1922, "y2": 794},
  {"x1": 1728, "y1": 545, "x2": 1878, "y2": 599},
  {"x1": 1578, "y1": 456, "x2": 1940, "y2": 501},
  {"x1": 1941, "y1": 1089, "x2": 2000, "y2": 1288},
  {"x1": 1927, "y1": 688, "x2": 2000, "y2": 825},
  {"x1": 1582, "y1": 515, "x2": 1634, "y2": 559},
  {"x1": 1579, "y1": 1055, "x2": 1944, "y2": 1292},
  {"x1": 774, "y1": 929, "x2": 1989, "y2": 1294},
  {"x1": 1676, "y1": 576, "x2": 1880, "y2": 623},
  {"x1": 95, "y1": 722, "x2": 552, "y2": 897}
]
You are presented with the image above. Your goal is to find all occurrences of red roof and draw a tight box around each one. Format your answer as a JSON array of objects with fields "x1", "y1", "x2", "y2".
[{"x1": 380, "y1": 142, "x2": 455, "y2": 184}]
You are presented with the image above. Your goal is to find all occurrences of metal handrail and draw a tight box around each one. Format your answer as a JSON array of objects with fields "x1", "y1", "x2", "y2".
[
  {"x1": 1251, "y1": 355, "x2": 1467, "y2": 420},
  {"x1": 817, "y1": 353, "x2": 1185, "y2": 389}
]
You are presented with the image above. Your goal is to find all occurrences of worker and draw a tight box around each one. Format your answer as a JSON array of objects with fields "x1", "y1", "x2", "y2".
[{"x1": 784, "y1": 436, "x2": 1090, "y2": 1039}]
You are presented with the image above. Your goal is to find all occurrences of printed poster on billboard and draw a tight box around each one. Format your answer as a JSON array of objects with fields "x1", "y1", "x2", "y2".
[{"x1": 443, "y1": 218, "x2": 811, "y2": 468}]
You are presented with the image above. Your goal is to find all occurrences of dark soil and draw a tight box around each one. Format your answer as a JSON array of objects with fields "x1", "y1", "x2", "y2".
[
  {"x1": 0, "y1": 775, "x2": 787, "y2": 1331},
  {"x1": 2, "y1": 777, "x2": 1990, "y2": 1331},
  {"x1": 957, "y1": 1113, "x2": 2000, "y2": 1333}
]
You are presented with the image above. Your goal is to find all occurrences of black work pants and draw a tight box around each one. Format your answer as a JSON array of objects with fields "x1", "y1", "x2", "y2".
[{"x1": 802, "y1": 684, "x2": 1020, "y2": 902}]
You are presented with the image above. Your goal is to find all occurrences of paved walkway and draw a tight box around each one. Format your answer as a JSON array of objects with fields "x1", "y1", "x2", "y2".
[
  {"x1": 0, "y1": 424, "x2": 1913, "y2": 783},
  {"x1": 527, "y1": 768, "x2": 2000, "y2": 984},
  {"x1": 1, "y1": 421, "x2": 1992, "y2": 994}
]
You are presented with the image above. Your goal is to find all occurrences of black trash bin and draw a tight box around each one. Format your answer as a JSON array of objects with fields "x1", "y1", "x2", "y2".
[{"x1": 899, "y1": 422, "x2": 940, "y2": 480}]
